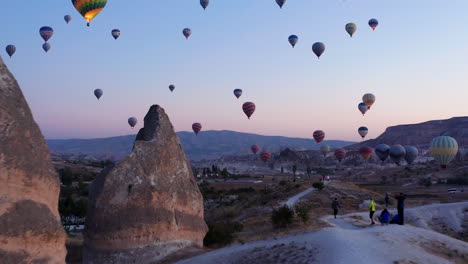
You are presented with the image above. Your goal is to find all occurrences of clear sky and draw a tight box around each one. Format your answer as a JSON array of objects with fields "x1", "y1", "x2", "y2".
[{"x1": 3, "y1": 0, "x2": 468, "y2": 141}]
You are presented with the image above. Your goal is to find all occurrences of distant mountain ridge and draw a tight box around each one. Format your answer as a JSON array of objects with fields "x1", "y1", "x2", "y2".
[
  {"x1": 47, "y1": 130, "x2": 355, "y2": 161},
  {"x1": 349, "y1": 117, "x2": 468, "y2": 150}
]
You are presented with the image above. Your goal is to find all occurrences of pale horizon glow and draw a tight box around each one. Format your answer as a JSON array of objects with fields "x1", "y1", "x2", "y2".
[{"x1": 3, "y1": 1, "x2": 468, "y2": 141}]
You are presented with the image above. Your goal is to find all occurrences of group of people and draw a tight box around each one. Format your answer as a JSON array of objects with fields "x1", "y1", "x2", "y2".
[{"x1": 331, "y1": 193, "x2": 407, "y2": 226}]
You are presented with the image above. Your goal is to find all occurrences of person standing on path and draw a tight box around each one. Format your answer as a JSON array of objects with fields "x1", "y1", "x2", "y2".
[
  {"x1": 385, "y1": 193, "x2": 390, "y2": 208},
  {"x1": 369, "y1": 198, "x2": 376, "y2": 225},
  {"x1": 331, "y1": 198, "x2": 341, "y2": 219},
  {"x1": 395, "y1": 193, "x2": 407, "y2": 225}
]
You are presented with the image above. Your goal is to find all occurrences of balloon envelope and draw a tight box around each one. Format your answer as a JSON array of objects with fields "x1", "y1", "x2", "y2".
[
  {"x1": 335, "y1": 149, "x2": 346, "y2": 162},
  {"x1": 358, "y1": 127, "x2": 369, "y2": 139},
  {"x1": 276, "y1": 0, "x2": 286, "y2": 8},
  {"x1": 128, "y1": 117, "x2": 137, "y2": 128},
  {"x1": 359, "y1": 146, "x2": 373, "y2": 161},
  {"x1": 39, "y1": 26, "x2": 54, "y2": 42},
  {"x1": 200, "y1": 0, "x2": 209, "y2": 9},
  {"x1": 251, "y1": 145, "x2": 260, "y2": 154},
  {"x1": 320, "y1": 145, "x2": 330, "y2": 157},
  {"x1": 404, "y1": 146, "x2": 418, "y2": 165},
  {"x1": 42, "y1": 43, "x2": 51, "y2": 53},
  {"x1": 312, "y1": 42, "x2": 325, "y2": 58},
  {"x1": 389, "y1": 145, "x2": 406, "y2": 165},
  {"x1": 94, "y1": 89, "x2": 103, "y2": 100},
  {"x1": 5, "y1": 45, "x2": 16, "y2": 58},
  {"x1": 112, "y1": 29, "x2": 121, "y2": 40},
  {"x1": 64, "y1": 15, "x2": 72, "y2": 24},
  {"x1": 288, "y1": 35, "x2": 298, "y2": 48},
  {"x1": 313, "y1": 130, "x2": 325, "y2": 144},
  {"x1": 345, "y1": 23, "x2": 357, "y2": 37},
  {"x1": 358, "y1": 102, "x2": 368, "y2": 115},
  {"x1": 375, "y1": 144, "x2": 390, "y2": 162},
  {"x1": 183, "y1": 28, "x2": 192, "y2": 39},
  {"x1": 233, "y1": 89, "x2": 243, "y2": 99},
  {"x1": 362, "y1": 93, "x2": 376, "y2": 109},
  {"x1": 192, "y1": 123, "x2": 202, "y2": 135},
  {"x1": 369, "y1": 18, "x2": 379, "y2": 30},
  {"x1": 430, "y1": 136, "x2": 458, "y2": 168},
  {"x1": 242, "y1": 102, "x2": 256, "y2": 119},
  {"x1": 260, "y1": 151, "x2": 272, "y2": 163},
  {"x1": 72, "y1": 0, "x2": 108, "y2": 26},
  {"x1": 169, "y1": 85, "x2": 175, "y2": 92}
]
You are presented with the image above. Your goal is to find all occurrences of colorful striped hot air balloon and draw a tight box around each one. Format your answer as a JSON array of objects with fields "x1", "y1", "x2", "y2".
[
  {"x1": 39, "y1": 27, "x2": 54, "y2": 42},
  {"x1": 369, "y1": 18, "x2": 379, "y2": 30},
  {"x1": 72, "y1": 0, "x2": 108, "y2": 26},
  {"x1": 242, "y1": 102, "x2": 256, "y2": 119},
  {"x1": 345, "y1": 23, "x2": 357, "y2": 37},
  {"x1": 359, "y1": 146, "x2": 373, "y2": 161},
  {"x1": 335, "y1": 149, "x2": 346, "y2": 163},
  {"x1": 111, "y1": 29, "x2": 121, "y2": 40},
  {"x1": 64, "y1": 15, "x2": 72, "y2": 24},
  {"x1": 192, "y1": 123, "x2": 202, "y2": 135},
  {"x1": 430, "y1": 136, "x2": 458, "y2": 168},
  {"x1": 362, "y1": 93, "x2": 376, "y2": 109},
  {"x1": 288, "y1": 35, "x2": 298, "y2": 48},
  {"x1": 260, "y1": 151, "x2": 272, "y2": 163},
  {"x1": 42, "y1": 43, "x2": 51, "y2": 53},
  {"x1": 233, "y1": 89, "x2": 243, "y2": 99},
  {"x1": 313, "y1": 130, "x2": 325, "y2": 144},
  {"x1": 183, "y1": 28, "x2": 192, "y2": 39},
  {"x1": 404, "y1": 146, "x2": 418, "y2": 165},
  {"x1": 5, "y1": 45, "x2": 16, "y2": 58},
  {"x1": 358, "y1": 127, "x2": 368, "y2": 139},
  {"x1": 312, "y1": 42, "x2": 325, "y2": 59},
  {"x1": 320, "y1": 145, "x2": 330, "y2": 157},
  {"x1": 358, "y1": 102, "x2": 368, "y2": 116},
  {"x1": 251, "y1": 145, "x2": 260, "y2": 154}
]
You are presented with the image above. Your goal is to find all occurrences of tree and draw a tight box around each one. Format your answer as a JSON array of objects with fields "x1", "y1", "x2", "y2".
[
  {"x1": 220, "y1": 168, "x2": 229, "y2": 179},
  {"x1": 294, "y1": 202, "x2": 312, "y2": 223},
  {"x1": 59, "y1": 167, "x2": 73, "y2": 186},
  {"x1": 271, "y1": 205, "x2": 294, "y2": 228},
  {"x1": 312, "y1": 182, "x2": 325, "y2": 190}
]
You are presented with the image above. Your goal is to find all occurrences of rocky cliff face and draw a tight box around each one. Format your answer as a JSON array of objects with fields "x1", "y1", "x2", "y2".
[
  {"x1": 0, "y1": 57, "x2": 67, "y2": 262},
  {"x1": 349, "y1": 117, "x2": 468, "y2": 150},
  {"x1": 84, "y1": 105, "x2": 207, "y2": 264}
]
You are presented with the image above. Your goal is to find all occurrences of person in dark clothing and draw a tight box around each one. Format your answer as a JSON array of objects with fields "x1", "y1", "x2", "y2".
[
  {"x1": 378, "y1": 209, "x2": 391, "y2": 225},
  {"x1": 395, "y1": 193, "x2": 407, "y2": 225},
  {"x1": 331, "y1": 198, "x2": 341, "y2": 219},
  {"x1": 385, "y1": 193, "x2": 390, "y2": 208}
]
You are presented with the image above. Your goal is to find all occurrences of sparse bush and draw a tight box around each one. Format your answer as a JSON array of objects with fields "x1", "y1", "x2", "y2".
[
  {"x1": 203, "y1": 221, "x2": 243, "y2": 246},
  {"x1": 312, "y1": 182, "x2": 324, "y2": 190},
  {"x1": 294, "y1": 202, "x2": 311, "y2": 223},
  {"x1": 271, "y1": 205, "x2": 294, "y2": 228}
]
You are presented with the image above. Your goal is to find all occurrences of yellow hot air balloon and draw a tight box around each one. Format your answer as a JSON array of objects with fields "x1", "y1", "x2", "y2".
[
  {"x1": 72, "y1": 0, "x2": 108, "y2": 26},
  {"x1": 430, "y1": 136, "x2": 458, "y2": 168}
]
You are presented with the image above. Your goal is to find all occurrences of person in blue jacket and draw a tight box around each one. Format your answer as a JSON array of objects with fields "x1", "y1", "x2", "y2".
[{"x1": 378, "y1": 209, "x2": 391, "y2": 225}]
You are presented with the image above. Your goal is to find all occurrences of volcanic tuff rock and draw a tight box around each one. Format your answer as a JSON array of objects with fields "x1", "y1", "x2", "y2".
[
  {"x1": 349, "y1": 117, "x2": 468, "y2": 150},
  {"x1": 0, "y1": 57, "x2": 67, "y2": 263},
  {"x1": 84, "y1": 105, "x2": 207, "y2": 264}
]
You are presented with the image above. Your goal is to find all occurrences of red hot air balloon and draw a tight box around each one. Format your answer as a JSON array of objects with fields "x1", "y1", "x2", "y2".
[
  {"x1": 192, "y1": 123, "x2": 202, "y2": 135},
  {"x1": 242, "y1": 102, "x2": 256, "y2": 119},
  {"x1": 251, "y1": 145, "x2": 260, "y2": 154},
  {"x1": 335, "y1": 149, "x2": 346, "y2": 163},
  {"x1": 260, "y1": 151, "x2": 272, "y2": 163},
  {"x1": 313, "y1": 130, "x2": 325, "y2": 144},
  {"x1": 359, "y1": 146, "x2": 374, "y2": 161}
]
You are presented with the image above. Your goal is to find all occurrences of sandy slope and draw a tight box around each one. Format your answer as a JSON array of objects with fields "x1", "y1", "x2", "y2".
[{"x1": 176, "y1": 202, "x2": 468, "y2": 264}]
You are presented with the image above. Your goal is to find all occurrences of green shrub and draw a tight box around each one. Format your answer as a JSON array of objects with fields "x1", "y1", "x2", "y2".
[
  {"x1": 294, "y1": 202, "x2": 311, "y2": 223},
  {"x1": 203, "y1": 221, "x2": 243, "y2": 246},
  {"x1": 312, "y1": 182, "x2": 325, "y2": 190},
  {"x1": 271, "y1": 205, "x2": 294, "y2": 228}
]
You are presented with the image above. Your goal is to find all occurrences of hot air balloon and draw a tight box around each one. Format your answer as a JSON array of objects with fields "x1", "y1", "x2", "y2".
[
  {"x1": 251, "y1": 145, "x2": 260, "y2": 154},
  {"x1": 111, "y1": 29, "x2": 121, "y2": 40},
  {"x1": 192, "y1": 123, "x2": 202, "y2": 135},
  {"x1": 169, "y1": 85, "x2": 175, "y2": 92},
  {"x1": 312, "y1": 42, "x2": 325, "y2": 59},
  {"x1": 389, "y1": 145, "x2": 406, "y2": 166},
  {"x1": 313, "y1": 130, "x2": 325, "y2": 144},
  {"x1": 42, "y1": 43, "x2": 51, "y2": 53},
  {"x1": 335, "y1": 149, "x2": 346, "y2": 163},
  {"x1": 200, "y1": 0, "x2": 209, "y2": 10},
  {"x1": 64, "y1": 15, "x2": 72, "y2": 24},
  {"x1": 369, "y1": 19, "x2": 379, "y2": 31},
  {"x1": 362, "y1": 93, "x2": 376, "y2": 109},
  {"x1": 233, "y1": 89, "x2": 243, "y2": 99},
  {"x1": 72, "y1": 0, "x2": 108, "y2": 26},
  {"x1": 242, "y1": 102, "x2": 256, "y2": 119},
  {"x1": 260, "y1": 151, "x2": 272, "y2": 163},
  {"x1": 404, "y1": 146, "x2": 418, "y2": 165},
  {"x1": 359, "y1": 146, "x2": 373, "y2": 161},
  {"x1": 288, "y1": 35, "x2": 298, "y2": 48},
  {"x1": 320, "y1": 145, "x2": 330, "y2": 157},
  {"x1": 94, "y1": 89, "x2": 103, "y2": 100},
  {"x1": 39, "y1": 27, "x2": 54, "y2": 42},
  {"x1": 358, "y1": 127, "x2": 369, "y2": 139},
  {"x1": 5, "y1": 45, "x2": 16, "y2": 58},
  {"x1": 375, "y1": 144, "x2": 390, "y2": 163},
  {"x1": 128, "y1": 117, "x2": 137, "y2": 128},
  {"x1": 183, "y1": 28, "x2": 192, "y2": 39},
  {"x1": 345, "y1": 23, "x2": 357, "y2": 37},
  {"x1": 276, "y1": 0, "x2": 286, "y2": 8},
  {"x1": 358, "y1": 102, "x2": 368, "y2": 116},
  {"x1": 430, "y1": 136, "x2": 458, "y2": 168}
]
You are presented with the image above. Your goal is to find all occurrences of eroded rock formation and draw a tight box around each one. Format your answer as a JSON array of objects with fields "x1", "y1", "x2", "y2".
[
  {"x1": 84, "y1": 105, "x2": 207, "y2": 264},
  {"x1": 0, "y1": 57, "x2": 67, "y2": 262}
]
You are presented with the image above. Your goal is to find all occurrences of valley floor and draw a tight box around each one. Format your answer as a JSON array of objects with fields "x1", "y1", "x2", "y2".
[{"x1": 176, "y1": 202, "x2": 468, "y2": 264}]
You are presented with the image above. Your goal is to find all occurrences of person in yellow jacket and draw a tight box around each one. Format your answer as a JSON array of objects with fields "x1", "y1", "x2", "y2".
[{"x1": 369, "y1": 198, "x2": 376, "y2": 225}]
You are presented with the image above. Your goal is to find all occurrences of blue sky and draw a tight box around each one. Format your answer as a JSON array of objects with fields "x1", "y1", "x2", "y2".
[{"x1": 3, "y1": 0, "x2": 468, "y2": 141}]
